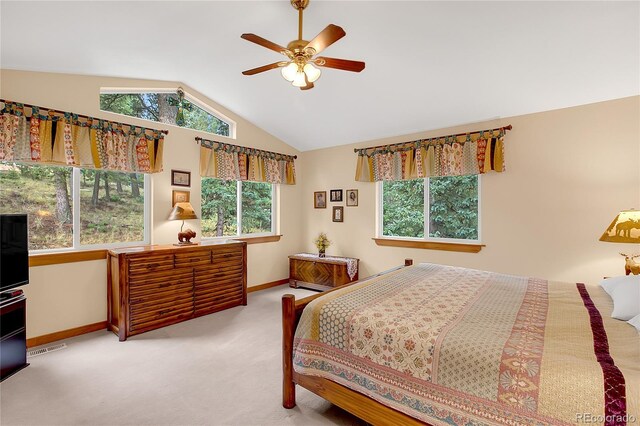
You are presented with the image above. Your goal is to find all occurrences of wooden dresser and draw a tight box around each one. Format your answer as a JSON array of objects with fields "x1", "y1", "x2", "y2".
[
  {"x1": 107, "y1": 241, "x2": 247, "y2": 341},
  {"x1": 289, "y1": 253, "x2": 359, "y2": 292}
]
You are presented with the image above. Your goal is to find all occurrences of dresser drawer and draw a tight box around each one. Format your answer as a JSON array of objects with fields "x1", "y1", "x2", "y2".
[
  {"x1": 130, "y1": 291, "x2": 194, "y2": 318},
  {"x1": 130, "y1": 304, "x2": 195, "y2": 332},
  {"x1": 194, "y1": 292, "x2": 243, "y2": 317},
  {"x1": 195, "y1": 276, "x2": 243, "y2": 294},
  {"x1": 128, "y1": 254, "x2": 175, "y2": 274},
  {"x1": 129, "y1": 276, "x2": 194, "y2": 300},
  {"x1": 128, "y1": 268, "x2": 193, "y2": 288},
  {"x1": 212, "y1": 248, "x2": 243, "y2": 261},
  {"x1": 194, "y1": 268, "x2": 243, "y2": 285},
  {"x1": 175, "y1": 250, "x2": 212, "y2": 268},
  {"x1": 130, "y1": 291, "x2": 194, "y2": 316}
]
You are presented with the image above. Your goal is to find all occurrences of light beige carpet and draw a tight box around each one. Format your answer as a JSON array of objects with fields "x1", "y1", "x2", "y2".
[{"x1": 0, "y1": 286, "x2": 367, "y2": 426}]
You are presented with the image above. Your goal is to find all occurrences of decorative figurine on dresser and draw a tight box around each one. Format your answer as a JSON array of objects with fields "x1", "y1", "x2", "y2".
[
  {"x1": 107, "y1": 240, "x2": 247, "y2": 341},
  {"x1": 288, "y1": 253, "x2": 359, "y2": 292}
]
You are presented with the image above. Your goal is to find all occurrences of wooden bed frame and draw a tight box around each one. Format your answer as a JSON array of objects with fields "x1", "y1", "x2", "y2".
[{"x1": 282, "y1": 259, "x2": 425, "y2": 426}]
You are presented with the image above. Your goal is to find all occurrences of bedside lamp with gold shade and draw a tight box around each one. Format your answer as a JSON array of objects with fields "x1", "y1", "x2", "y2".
[
  {"x1": 600, "y1": 209, "x2": 640, "y2": 275},
  {"x1": 168, "y1": 202, "x2": 198, "y2": 246}
]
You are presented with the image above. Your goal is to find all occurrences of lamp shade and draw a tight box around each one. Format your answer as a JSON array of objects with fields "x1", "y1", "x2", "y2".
[
  {"x1": 281, "y1": 63, "x2": 298, "y2": 82},
  {"x1": 168, "y1": 202, "x2": 197, "y2": 221},
  {"x1": 291, "y1": 71, "x2": 307, "y2": 87},
  {"x1": 303, "y1": 63, "x2": 321, "y2": 83},
  {"x1": 600, "y1": 209, "x2": 640, "y2": 243}
]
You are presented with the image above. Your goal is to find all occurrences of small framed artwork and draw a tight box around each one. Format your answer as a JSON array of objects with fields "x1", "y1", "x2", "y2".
[
  {"x1": 314, "y1": 191, "x2": 327, "y2": 209},
  {"x1": 172, "y1": 190, "x2": 190, "y2": 206},
  {"x1": 330, "y1": 189, "x2": 343, "y2": 202},
  {"x1": 171, "y1": 169, "x2": 191, "y2": 187},
  {"x1": 332, "y1": 206, "x2": 344, "y2": 222},
  {"x1": 346, "y1": 189, "x2": 358, "y2": 207}
]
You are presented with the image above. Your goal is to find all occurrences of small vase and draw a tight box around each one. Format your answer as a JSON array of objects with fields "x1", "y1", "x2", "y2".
[{"x1": 318, "y1": 249, "x2": 326, "y2": 258}]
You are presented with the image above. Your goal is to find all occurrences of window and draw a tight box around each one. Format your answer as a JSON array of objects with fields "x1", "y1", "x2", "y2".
[
  {"x1": 201, "y1": 179, "x2": 274, "y2": 238},
  {"x1": 0, "y1": 164, "x2": 73, "y2": 250},
  {"x1": 241, "y1": 181, "x2": 273, "y2": 234},
  {"x1": 79, "y1": 170, "x2": 146, "y2": 245},
  {"x1": 0, "y1": 163, "x2": 148, "y2": 251},
  {"x1": 99, "y1": 90, "x2": 233, "y2": 137},
  {"x1": 380, "y1": 175, "x2": 479, "y2": 242}
]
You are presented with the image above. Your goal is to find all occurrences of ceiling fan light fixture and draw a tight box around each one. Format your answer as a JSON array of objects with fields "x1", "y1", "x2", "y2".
[
  {"x1": 241, "y1": 0, "x2": 365, "y2": 90},
  {"x1": 281, "y1": 62, "x2": 298, "y2": 82},
  {"x1": 303, "y1": 63, "x2": 321, "y2": 83},
  {"x1": 291, "y1": 71, "x2": 308, "y2": 87}
]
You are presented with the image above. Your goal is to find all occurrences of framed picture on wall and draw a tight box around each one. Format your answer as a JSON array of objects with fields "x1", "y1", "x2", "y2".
[
  {"x1": 314, "y1": 191, "x2": 327, "y2": 208},
  {"x1": 346, "y1": 189, "x2": 358, "y2": 206},
  {"x1": 332, "y1": 206, "x2": 344, "y2": 222},
  {"x1": 171, "y1": 170, "x2": 191, "y2": 187},
  {"x1": 330, "y1": 189, "x2": 343, "y2": 202},
  {"x1": 172, "y1": 190, "x2": 190, "y2": 207}
]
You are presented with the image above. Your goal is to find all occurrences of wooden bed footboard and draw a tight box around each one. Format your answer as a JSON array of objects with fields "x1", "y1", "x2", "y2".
[{"x1": 282, "y1": 259, "x2": 422, "y2": 425}]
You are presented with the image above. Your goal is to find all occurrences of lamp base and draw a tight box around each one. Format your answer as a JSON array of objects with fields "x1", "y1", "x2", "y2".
[
  {"x1": 176, "y1": 228, "x2": 197, "y2": 245},
  {"x1": 173, "y1": 241, "x2": 198, "y2": 247}
]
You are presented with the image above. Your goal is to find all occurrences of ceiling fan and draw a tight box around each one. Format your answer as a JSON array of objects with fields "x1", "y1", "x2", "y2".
[{"x1": 241, "y1": 0, "x2": 365, "y2": 90}]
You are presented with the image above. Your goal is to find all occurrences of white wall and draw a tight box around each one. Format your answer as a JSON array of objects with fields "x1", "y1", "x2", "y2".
[
  {"x1": 0, "y1": 69, "x2": 305, "y2": 338},
  {"x1": 26, "y1": 261, "x2": 107, "y2": 337},
  {"x1": 299, "y1": 96, "x2": 640, "y2": 285}
]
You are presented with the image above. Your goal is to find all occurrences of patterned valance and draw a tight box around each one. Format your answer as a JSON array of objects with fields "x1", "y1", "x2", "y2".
[
  {"x1": 0, "y1": 100, "x2": 167, "y2": 174},
  {"x1": 354, "y1": 125, "x2": 511, "y2": 182},
  {"x1": 198, "y1": 137, "x2": 296, "y2": 185}
]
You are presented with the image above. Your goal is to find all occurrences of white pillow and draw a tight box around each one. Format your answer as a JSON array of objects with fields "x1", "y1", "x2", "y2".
[
  {"x1": 628, "y1": 314, "x2": 640, "y2": 332},
  {"x1": 609, "y1": 280, "x2": 640, "y2": 321},
  {"x1": 600, "y1": 275, "x2": 640, "y2": 296}
]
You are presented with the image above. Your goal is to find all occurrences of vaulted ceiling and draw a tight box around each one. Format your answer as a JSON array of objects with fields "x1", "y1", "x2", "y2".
[{"x1": 1, "y1": 1, "x2": 638, "y2": 151}]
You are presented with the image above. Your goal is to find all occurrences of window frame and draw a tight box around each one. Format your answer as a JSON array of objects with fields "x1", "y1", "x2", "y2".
[
  {"x1": 200, "y1": 180, "x2": 278, "y2": 241},
  {"x1": 99, "y1": 87, "x2": 237, "y2": 139},
  {"x1": 376, "y1": 176, "x2": 482, "y2": 244},
  {"x1": 21, "y1": 167, "x2": 151, "y2": 254}
]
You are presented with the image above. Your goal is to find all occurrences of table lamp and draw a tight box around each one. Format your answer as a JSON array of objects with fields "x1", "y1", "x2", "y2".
[
  {"x1": 168, "y1": 202, "x2": 198, "y2": 246},
  {"x1": 599, "y1": 209, "x2": 640, "y2": 275}
]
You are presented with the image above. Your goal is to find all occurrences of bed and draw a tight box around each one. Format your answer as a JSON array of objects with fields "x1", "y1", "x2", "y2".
[{"x1": 282, "y1": 260, "x2": 639, "y2": 426}]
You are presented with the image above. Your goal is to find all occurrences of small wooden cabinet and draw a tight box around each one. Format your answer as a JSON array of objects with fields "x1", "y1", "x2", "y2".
[
  {"x1": 107, "y1": 241, "x2": 247, "y2": 341},
  {"x1": 289, "y1": 253, "x2": 359, "y2": 292},
  {"x1": 0, "y1": 296, "x2": 28, "y2": 381}
]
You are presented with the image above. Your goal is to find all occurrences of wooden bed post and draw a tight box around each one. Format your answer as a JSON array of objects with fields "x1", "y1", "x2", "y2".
[
  {"x1": 282, "y1": 294, "x2": 296, "y2": 409},
  {"x1": 405, "y1": 258, "x2": 413, "y2": 266}
]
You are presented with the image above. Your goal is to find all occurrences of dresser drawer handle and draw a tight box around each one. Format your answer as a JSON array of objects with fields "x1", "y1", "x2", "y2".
[
  {"x1": 159, "y1": 283, "x2": 171, "y2": 288},
  {"x1": 159, "y1": 309, "x2": 172, "y2": 316}
]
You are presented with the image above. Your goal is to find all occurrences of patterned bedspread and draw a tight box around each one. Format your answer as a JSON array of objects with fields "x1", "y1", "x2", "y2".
[{"x1": 293, "y1": 263, "x2": 639, "y2": 425}]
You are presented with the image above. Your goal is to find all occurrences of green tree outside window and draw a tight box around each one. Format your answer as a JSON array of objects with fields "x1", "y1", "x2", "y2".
[
  {"x1": 100, "y1": 92, "x2": 230, "y2": 136},
  {"x1": 382, "y1": 176, "x2": 478, "y2": 240}
]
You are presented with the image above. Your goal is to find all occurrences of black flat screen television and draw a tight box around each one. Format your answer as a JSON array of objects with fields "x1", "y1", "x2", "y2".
[{"x1": 0, "y1": 214, "x2": 29, "y2": 292}]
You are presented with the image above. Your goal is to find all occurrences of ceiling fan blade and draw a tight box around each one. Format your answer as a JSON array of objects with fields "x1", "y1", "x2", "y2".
[
  {"x1": 304, "y1": 24, "x2": 346, "y2": 55},
  {"x1": 300, "y1": 82, "x2": 314, "y2": 91},
  {"x1": 314, "y1": 57, "x2": 366, "y2": 72},
  {"x1": 241, "y1": 33, "x2": 290, "y2": 56},
  {"x1": 300, "y1": 72, "x2": 314, "y2": 90},
  {"x1": 242, "y1": 62, "x2": 288, "y2": 76}
]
